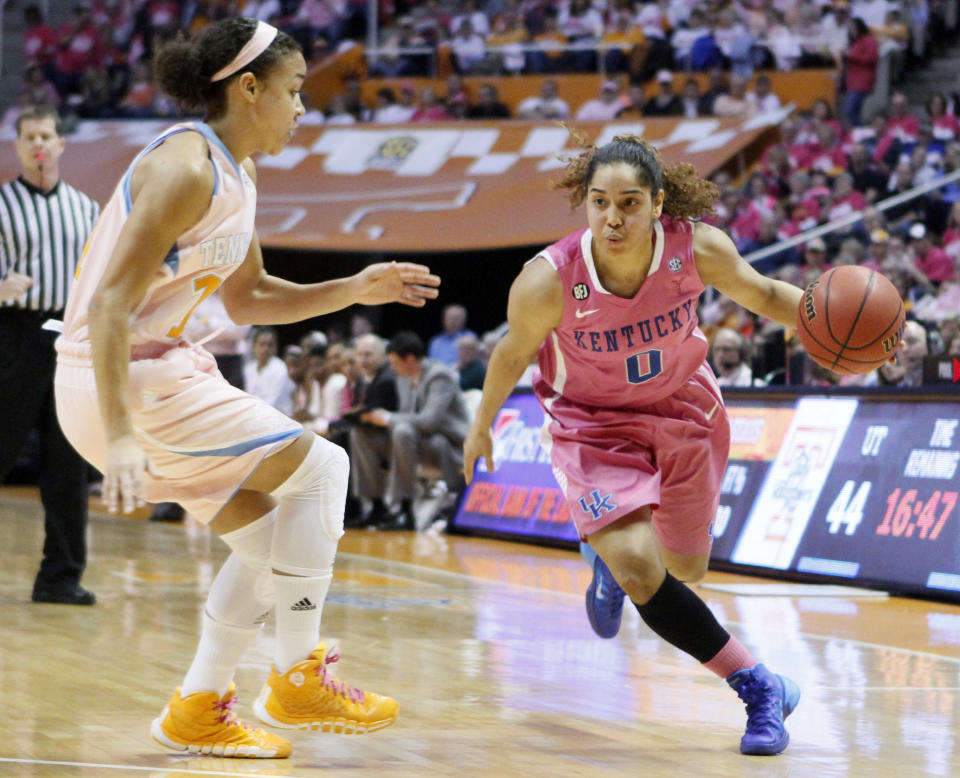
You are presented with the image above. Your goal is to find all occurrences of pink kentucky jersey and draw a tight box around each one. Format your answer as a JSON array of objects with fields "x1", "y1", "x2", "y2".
[
  {"x1": 62, "y1": 122, "x2": 256, "y2": 347},
  {"x1": 533, "y1": 217, "x2": 708, "y2": 411}
]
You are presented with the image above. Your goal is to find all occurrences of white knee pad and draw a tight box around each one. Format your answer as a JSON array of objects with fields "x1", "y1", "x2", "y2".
[
  {"x1": 211, "y1": 510, "x2": 277, "y2": 627},
  {"x1": 270, "y1": 434, "x2": 349, "y2": 577}
]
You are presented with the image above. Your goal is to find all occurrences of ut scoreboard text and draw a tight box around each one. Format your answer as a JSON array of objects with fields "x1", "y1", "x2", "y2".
[{"x1": 450, "y1": 390, "x2": 960, "y2": 602}]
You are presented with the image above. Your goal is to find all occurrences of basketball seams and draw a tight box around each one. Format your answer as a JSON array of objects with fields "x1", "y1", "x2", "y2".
[
  {"x1": 798, "y1": 266, "x2": 906, "y2": 375},
  {"x1": 825, "y1": 269, "x2": 873, "y2": 370}
]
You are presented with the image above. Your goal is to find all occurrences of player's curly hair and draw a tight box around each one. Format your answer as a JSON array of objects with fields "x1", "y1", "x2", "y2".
[
  {"x1": 552, "y1": 127, "x2": 718, "y2": 220},
  {"x1": 154, "y1": 17, "x2": 300, "y2": 120}
]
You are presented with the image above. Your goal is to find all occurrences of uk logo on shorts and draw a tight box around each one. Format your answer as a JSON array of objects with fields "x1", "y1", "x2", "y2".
[{"x1": 579, "y1": 489, "x2": 618, "y2": 520}]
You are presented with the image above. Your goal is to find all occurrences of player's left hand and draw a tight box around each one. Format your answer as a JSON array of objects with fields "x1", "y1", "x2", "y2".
[{"x1": 353, "y1": 262, "x2": 440, "y2": 307}]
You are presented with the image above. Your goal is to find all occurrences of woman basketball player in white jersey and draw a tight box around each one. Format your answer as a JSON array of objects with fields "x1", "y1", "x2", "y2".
[
  {"x1": 463, "y1": 132, "x2": 805, "y2": 756},
  {"x1": 55, "y1": 18, "x2": 439, "y2": 758}
]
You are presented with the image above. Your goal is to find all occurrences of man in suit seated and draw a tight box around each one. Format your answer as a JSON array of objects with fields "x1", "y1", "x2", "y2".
[
  {"x1": 346, "y1": 334, "x2": 399, "y2": 528},
  {"x1": 359, "y1": 331, "x2": 470, "y2": 530}
]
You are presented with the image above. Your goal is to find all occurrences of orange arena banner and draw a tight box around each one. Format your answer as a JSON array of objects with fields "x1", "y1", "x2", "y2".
[
  {"x1": 0, "y1": 111, "x2": 788, "y2": 253},
  {"x1": 727, "y1": 406, "x2": 796, "y2": 462}
]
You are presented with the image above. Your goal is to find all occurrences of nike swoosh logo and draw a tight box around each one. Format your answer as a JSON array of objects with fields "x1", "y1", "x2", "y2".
[
  {"x1": 705, "y1": 400, "x2": 720, "y2": 421},
  {"x1": 575, "y1": 308, "x2": 599, "y2": 318}
]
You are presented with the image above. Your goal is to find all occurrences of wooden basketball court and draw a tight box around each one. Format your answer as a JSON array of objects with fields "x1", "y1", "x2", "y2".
[{"x1": 2, "y1": 486, "x2": 959, "y2": 777}]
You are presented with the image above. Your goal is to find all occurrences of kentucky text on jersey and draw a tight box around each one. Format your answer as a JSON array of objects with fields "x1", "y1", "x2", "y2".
[
  {"x1": 573, "y1": 299, "x2": 697, "y2": 352},
  {"x1": 199, "y1": 232, "x2": 251, "y2": 268}
]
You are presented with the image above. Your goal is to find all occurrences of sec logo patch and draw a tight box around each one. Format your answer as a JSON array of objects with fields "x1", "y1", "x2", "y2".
[
  {"x1": 668, "y1": 256, "x2": 683, "y2": 272},
  {"x1": 572, "y1": 283, "x2": 590, "y2": 300}
]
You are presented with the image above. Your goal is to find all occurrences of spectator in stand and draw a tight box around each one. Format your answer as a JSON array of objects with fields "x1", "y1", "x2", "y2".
[
  {"x1": 942, "y1": 201, "x2": 960, "y2": 260},
  {"x1": 516, "y1": 78, "x2": 570, "y2": 119},
  {"x1": 244, "y1": 326, "x2": 295, "y2": 416},
  {"x1": 643, "y1": 70, "x2": 682, "y2": 116},
  {"x1": 713, "y1": 73, "x2": 754, "y2": 118},
  {"x1": 710, "y1": 328, "x2": 756, "y2": 387},
  {"x1": 809, "y1": 0, "x2": 850, "y2": 67},
  {"x1": 601, "y1": 9, "x2": 646, "y2": 74},
  {"x1": 575, "y1": 80, "x2": 625, "y2": 122},
  {"x1": 908, "y1": 222, "x2": 956, "y2": 284},
  {"x1": 672, "y1": 9, "x2": 709, "y2": 71},
  {"x1": 54, "y1": 3, "x2": 105, "y2": 100},
  {"x1": 467, "y1": 83, "x2": 511, "y2": 119},
  {"x1": 24, "y1": 5, "x2": 59, "y2": 82},
  {"x1": 451, "y1": 19, "x2": 488, "y2": 74},
  {"x1": 877, "y1": 319, "x2": 928, "y2": 386},
  {"x1": 372, "y1": 87, "x2": 416, "y2": 123},
  {"x1": 456, "y1": 333, "x2": 486, "y2": 391},
  {"x1": 940, "y1": 316, "x2": 960, "y2": 353},
  {"x1": 448, "y1": 92, "x2": 471, "y2": 120},
  {"x1": 873, "y1": 8, "x2": 909, "y2": 81},
  {"x1": 862, "y1": 229, "x2": 889, "y2": 269},
  {"x1": 411, "y1": 87, "x2": 452, "y2": 121},
  {"x1": 800, "y1": 237, "x2": 831, "y2": 285},
  {"x1": 451, "y1": 0, "x2": 490, "y2": 38},
  {"x1": 324, "y1": 94, "x2": 356, "y2": 125},
  {"x1": 884, "y1": 159, "x2": 927, "y2": 230},
  {"x1": 290, "y1": 0, "x2": 345, "y2": 56},
  {"x1": 927, "y1": 91, "x2": 960, "y2": 142},
  {"x1": 559, "y1": 0, "x2": 604, "y2": 72},
  {"x1": 698, "y1": 68, "x2": 729, "y2": 116},
  {"x1": 428, "y1": 304, "x2": 476, "y2": 365},
  {"x1": 617, "y1": 83, "x2": 647, "y2": 119},
  {"x1": 78, "y1": 64, "x2": 115, "y2": 118},
  {"x1": 747, "y1": 74, "x2": 781, "y2": 114},
  {"x1": 486, "y1": 10, "x2": 528, "y2": 76},
  {"x1": 680, "y1": 78, "x2": 702, "y2": 118},
  {"x1": 19, "y1": 66, "x2": 61, "y2": 108},
  {"x1": 888, "y1": 92, "x2": 920, "y2": 142},
  {"x1": 828, "y1": 172, "x2": 869, "y2": 221},
  {"x1": 864, "y1": 110, "x2": 902, "y2": 170},
  {"x1": 847, "y1": 142, "x2": 889, "y2": 201},
  {"x1": 342, "y1": 77, "x2": 372, "y2": 122},
  {"x1": 808, "y1": 124, "x2": 848, "y2": 175},
  {"x1": 118, "y1": 60, "x2": 158, "y2": 118},
  {"x1": 841, "y1": 18, "x2": 878, "y2": 128},
  {"x1": 529, "y1": 11, "x2": 567, "y2": 74}
]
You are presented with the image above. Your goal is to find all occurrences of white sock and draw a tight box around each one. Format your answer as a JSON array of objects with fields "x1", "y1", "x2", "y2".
[
  {"x1": 272, "y1": 573, "x2": 332, "y2": 674},
  {"x1": 180, "y1": 613, "x2": 261, "y2": 697}
]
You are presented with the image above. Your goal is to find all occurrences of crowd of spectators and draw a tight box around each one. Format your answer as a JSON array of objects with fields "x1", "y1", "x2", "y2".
[{"x1": 8, "y1": 0, "x2": 960, "y2": 529}]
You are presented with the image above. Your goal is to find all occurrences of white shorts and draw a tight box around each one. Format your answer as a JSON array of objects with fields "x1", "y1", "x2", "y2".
[{"x1": 55, "y1": 339, "x2": 302, "y2": 524}]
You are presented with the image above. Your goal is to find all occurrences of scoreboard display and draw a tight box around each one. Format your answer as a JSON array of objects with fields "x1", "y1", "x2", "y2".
[{"x1": 450, "y1": 389, "x2": 960, "y2": 602}]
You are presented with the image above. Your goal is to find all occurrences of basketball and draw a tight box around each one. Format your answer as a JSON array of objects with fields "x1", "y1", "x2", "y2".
[{"x1": 797, "y1": 265, "x2": 905, "y2": 375}]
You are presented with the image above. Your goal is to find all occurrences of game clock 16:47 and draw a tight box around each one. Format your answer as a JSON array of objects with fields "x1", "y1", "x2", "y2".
[{"x1": 825, "y1": 481, "x2": 958, "y2": 540}]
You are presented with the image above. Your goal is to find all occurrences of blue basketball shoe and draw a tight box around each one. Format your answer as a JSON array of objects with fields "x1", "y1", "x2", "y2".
[
  {"x1": 580, "y1": 542, "x2": 625, "y2": 639},
  {"x1": 727, "y1": 663, "x2": 801, "y2": 755}
]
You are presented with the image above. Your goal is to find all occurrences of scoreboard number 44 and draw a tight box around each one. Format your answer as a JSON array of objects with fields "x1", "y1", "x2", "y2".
[{"x1": 826, "y1": 480, "x2": 871, "y2": 536}]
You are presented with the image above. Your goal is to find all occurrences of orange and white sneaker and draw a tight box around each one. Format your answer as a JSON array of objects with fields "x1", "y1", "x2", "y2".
[
  {"x1": 151, "y1": 684, "x2": 292, "y2": 758},
  {"x1": 253, "y1": 643, "x2": 398, "y2": 734}
]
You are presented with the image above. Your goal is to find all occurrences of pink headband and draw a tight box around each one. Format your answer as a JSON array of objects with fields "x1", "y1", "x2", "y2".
[{"x1": 210, "y1": 21, "x2": 278, "y2": 82}]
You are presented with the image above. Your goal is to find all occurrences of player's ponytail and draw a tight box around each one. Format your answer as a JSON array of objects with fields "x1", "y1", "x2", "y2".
[
  {"x1": 154, "y1": 17, "x2": 300, "y2": 120},
  {"x1": 552, "y1": 128, "x2": 717, "y2": 220}
]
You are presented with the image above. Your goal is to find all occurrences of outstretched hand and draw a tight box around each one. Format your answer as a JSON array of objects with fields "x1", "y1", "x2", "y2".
[
  {"x1": 354, "y1": 262, "x2": 440, "y2": 308},
  {"x1": 463, "y1": 425, "x2": 494, "y2": 485},
  {"x1": 103, "y1": 435, "x2": 148, "y2": 514}
]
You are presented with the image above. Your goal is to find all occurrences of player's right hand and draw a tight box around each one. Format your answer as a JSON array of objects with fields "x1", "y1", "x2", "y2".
[
  {"x1": 104, "y1": 435, "x2": 148, "y2": 514},
  {"x1": 463, "y1": 426, "x2": 494, "y2": 485},
  {"x1": 0, "y1": 272, "x2": 33, "y2": 303}
]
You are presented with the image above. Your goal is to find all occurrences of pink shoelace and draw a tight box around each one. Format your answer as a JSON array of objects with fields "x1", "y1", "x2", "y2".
[
  {"x1": 315, "y1": 651, "x2": 365, "y2": 704},
  {"x1": 213, "y1": 694, "x2": 252, "y2": 730}
]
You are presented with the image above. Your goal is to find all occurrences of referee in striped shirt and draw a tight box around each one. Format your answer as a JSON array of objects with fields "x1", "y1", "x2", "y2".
[{"x1": 0, "y1": 105, "x2": 100, "y2": 605}]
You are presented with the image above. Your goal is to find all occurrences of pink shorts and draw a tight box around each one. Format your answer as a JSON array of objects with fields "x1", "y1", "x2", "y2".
[
  {"x1": 542, "y1": 363, "x2": 729, "y2": 556},
  {"x1": 55, "y1": 339, "x2": 303, "y2": 524}
]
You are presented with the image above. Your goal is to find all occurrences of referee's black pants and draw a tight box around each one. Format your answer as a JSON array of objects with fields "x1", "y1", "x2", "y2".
[{"x1": 0, "y1": 308, "x2": 89, "y2": 594}]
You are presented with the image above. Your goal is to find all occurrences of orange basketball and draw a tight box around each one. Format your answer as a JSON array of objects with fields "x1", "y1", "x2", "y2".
[{"x1": 797, "y1": 265, "x2": 905, "y2": 375}]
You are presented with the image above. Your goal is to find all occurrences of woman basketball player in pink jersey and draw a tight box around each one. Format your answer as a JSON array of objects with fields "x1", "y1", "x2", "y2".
[
  {"x1": 54, "y1": 18, "x2": 439, "y2": 758},
  {"x1": 463, "y1": 132, "x2": 804, "y2": 756}
]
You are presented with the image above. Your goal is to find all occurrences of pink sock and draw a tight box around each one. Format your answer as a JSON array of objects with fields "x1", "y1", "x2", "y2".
[{"x1": 702, "y1": 636, "x2": 757, "y2": 680}]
